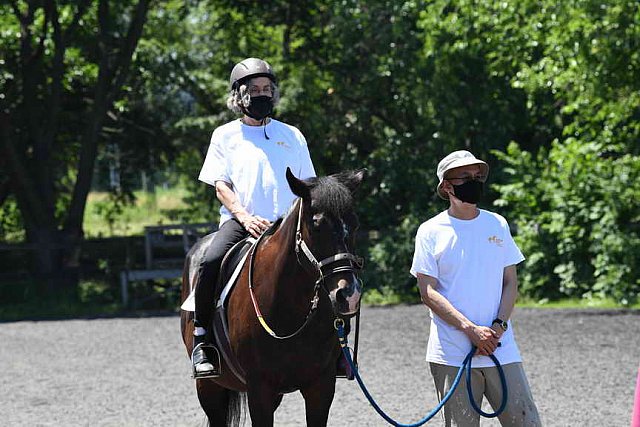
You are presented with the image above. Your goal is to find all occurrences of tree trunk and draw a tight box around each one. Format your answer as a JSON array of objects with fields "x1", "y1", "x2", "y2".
[
  {"x1": 2, "y1": 0, "x2": 152, "y2": 290},
  {"x1": 27, "y1": 227, "x2": 75, "y2": 291},
  {"x1": 64, "y1": 0, "x2": 152, "y2": 236}
]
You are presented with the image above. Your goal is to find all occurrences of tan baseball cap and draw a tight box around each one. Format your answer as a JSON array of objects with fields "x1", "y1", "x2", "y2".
[{"x1": 436, "y1": 150, "x2": 489, "y2": 199}]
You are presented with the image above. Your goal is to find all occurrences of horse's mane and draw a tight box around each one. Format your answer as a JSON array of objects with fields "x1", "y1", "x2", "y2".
[
  {"x1": 305, "y1": 175, "x2": 354, "y2": 218},
  {"x1": 276, "y1": 172, "x2": 357, "y2": 234},
  {"x1": 264, "y1": 217, "x2": 283, "y2": 236}
]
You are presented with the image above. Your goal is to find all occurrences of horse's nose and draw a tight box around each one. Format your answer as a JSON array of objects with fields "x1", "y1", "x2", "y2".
[{"x1": 335, "y1": 277, "x2": 361, "y2": 315}]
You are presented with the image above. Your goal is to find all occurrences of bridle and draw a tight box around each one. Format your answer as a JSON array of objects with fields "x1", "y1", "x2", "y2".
[
  {"x1": 248, "y1": 199, "x2": 364, "y2": 340},
  {"x1": 293, "y1": 200, "x2": 364, "y2": 290}
]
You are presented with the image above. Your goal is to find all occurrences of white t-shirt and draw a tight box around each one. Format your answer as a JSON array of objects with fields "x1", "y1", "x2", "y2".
[
  {"x1": 410, "y1": 209, "x2": 525, "y2": 367},
  {"x1": 198, "y1": 119, "x2": 316, "y2": 226}
]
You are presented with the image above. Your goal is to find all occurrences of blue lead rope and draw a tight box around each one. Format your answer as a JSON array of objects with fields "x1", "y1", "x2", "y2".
[{"x1": 335, "y1": 322, "x2": 508, "y2": 426}]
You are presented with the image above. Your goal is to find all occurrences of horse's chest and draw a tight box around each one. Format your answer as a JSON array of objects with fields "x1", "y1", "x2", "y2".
[{"x1": 236, "y1": 334, "x2": 338, "y2": 389}]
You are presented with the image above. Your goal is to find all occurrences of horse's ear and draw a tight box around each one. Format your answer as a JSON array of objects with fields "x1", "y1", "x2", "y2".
[
  {"x1": 286, "y1": 167, "x2": 310, "y2": 199},
  {"x1": 335, "y1": 168, "x2": 366, "y2": 194}
]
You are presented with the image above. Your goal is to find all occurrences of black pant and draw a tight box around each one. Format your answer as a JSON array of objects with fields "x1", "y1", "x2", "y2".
[{"x1": 194, "y1": 218, "x2": 249, "y2": 330}]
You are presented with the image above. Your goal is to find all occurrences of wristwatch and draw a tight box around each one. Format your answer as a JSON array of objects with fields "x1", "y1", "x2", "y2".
[{"x1": 492, "y1": 318, "x2": 508, "y2": 331}]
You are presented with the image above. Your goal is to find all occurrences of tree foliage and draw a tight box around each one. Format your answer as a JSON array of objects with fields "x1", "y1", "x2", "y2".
[
  {"x1": 1, "y1": 0, "x2": 152, "y2": 287},
  {"x1": 1, "y1": 0, "x2": 638, "y2": 303},
  {"x1": 494, "y1": 141, "x2": 640, "y2": 304},
  {"x1": 491, "y1": 0, "x2": 640, "y2": 304}
]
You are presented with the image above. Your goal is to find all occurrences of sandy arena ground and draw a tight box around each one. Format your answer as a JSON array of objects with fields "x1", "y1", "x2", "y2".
[{"x1": 1, "y1": 305, "x2": 639, "y2": 426}]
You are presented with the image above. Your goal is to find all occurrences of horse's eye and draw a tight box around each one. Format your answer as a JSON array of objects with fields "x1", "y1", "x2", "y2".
[{"x1": 312, "y1": 213, "x2": 323, "y2": 228}]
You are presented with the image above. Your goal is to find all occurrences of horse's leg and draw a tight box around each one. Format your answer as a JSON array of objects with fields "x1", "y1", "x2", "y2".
[
  {"x1": 196, "y1": 379, "x2": 230, "y2": 426},
  {"x1": 300, "y1": 374, "x2": 336, "y2": 427},
  {"x1": 246, "y1": 382, "x2": 280, "y2": 427}
]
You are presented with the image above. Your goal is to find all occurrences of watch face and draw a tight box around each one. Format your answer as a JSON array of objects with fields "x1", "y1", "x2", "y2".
[{"x1": 494, "y1": 319, "x2": 507, "y2": 331}]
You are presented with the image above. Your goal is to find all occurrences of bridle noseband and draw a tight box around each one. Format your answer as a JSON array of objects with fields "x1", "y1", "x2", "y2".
[{"x1": 248, "y1": 199, "x2": 364, "y2": 340}]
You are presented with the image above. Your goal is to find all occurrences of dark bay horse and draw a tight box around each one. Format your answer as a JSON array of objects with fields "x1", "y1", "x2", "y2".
[{"x1": 180, "y1": 168, "x2": 365, "y2": 426}]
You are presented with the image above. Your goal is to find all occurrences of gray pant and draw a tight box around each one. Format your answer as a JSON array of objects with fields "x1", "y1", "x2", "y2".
[{"x1": 429, "y1": 362, "x2": 541, "y2": 427}]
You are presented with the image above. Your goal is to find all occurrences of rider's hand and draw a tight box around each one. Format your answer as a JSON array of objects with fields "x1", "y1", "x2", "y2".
[
  {"x1": 238, "y1": 214, "x2": 271, "y2": 238},
  {"x1": 466, "y1": 325, "x2": 500, "y2": 356}
]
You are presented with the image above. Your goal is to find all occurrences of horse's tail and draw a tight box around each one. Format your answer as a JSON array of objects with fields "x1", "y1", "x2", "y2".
[
  {"x1": 226, "y1": 390, "x2": 247, "y2": 427},
  {"x1": 200, "y1": 390, "x2": 246, "y2": 427}
]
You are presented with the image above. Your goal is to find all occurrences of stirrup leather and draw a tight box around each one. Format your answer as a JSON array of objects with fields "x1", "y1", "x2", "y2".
[{"x1": 191, "y1": 342, "x2": 222, "y2": 379}]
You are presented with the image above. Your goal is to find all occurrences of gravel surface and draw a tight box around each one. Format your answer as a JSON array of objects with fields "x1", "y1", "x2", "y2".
[{"x1": 1, "y1": 306, "x2": 639, "y2": 426}]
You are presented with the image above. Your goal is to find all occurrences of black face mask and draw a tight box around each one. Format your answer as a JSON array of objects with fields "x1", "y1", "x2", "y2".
[
  {"x1": 244, "y1": 96, "x2": 273, "y2": 120},
  {"x1": 451, "y1": 180, "x2": 483, "y2": 204}
]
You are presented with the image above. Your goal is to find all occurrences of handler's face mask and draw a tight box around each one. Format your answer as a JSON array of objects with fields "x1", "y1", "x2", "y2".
[
  {"x1": 245, "y1": 96, "x2": 273, "y2": 120},
  {"x1": 450, "y1": 179, "x2": 484, "y2": 204}
]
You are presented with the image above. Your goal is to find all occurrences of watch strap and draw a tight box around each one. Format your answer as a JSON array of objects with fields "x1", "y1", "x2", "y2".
[{"x1": 492, "y1": 317, "x2": 508, "y2": 330}]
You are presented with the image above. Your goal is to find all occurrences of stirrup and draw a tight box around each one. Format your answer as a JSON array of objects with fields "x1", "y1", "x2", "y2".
[{"x1": 191, "y1": 343, "x2": 222, "y2": 379}]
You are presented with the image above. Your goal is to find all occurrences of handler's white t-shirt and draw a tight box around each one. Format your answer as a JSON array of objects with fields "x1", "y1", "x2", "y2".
[
  {"x1": 410, "y1": 209, "x2": 525, "y2": 368},
  {"x1": 198, "y1": 119, "x2": 316, "y2": 226}
]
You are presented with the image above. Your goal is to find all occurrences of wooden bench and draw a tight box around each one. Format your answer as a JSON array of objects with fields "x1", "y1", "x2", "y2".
[{"x1": 120, "y1": 223, "x2": 217, "y2": 306}]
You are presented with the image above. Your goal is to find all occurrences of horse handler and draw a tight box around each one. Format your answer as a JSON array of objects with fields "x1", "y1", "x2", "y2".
[{"x1": 410, "y1": 150, "x2": 542, "y2": 426}]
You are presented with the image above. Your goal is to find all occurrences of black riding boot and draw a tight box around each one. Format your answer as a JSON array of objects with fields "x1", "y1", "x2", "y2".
[{"x1": 191, "y1": 334, "x2": 220, "y2": 378}]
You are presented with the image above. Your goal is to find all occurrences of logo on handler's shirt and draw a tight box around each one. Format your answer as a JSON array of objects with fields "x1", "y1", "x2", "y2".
[
  {"x1": 487, "y1": 235, "x2": 503, "y2": 247},
  {"x1": 276, "y1": 141, "x2": 291, "y2": 149}
]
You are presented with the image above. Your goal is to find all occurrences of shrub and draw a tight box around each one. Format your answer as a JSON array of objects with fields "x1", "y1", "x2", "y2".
[{"x1": 493, "y1": 140, "x2": 640, "y2": 305}]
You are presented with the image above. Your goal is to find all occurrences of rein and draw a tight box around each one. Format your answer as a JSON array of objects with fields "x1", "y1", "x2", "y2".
[
  {"x1": 335, "y1": 319, "x2": 508, "y2": 426},
  {"x1": 248, "y1": 200, "x2": 363, "y2": 340}
]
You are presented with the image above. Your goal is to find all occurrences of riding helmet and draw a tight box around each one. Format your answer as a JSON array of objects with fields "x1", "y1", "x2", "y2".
[{"x1": 229, "y1": 58, "x2": 276, "y2": 90}]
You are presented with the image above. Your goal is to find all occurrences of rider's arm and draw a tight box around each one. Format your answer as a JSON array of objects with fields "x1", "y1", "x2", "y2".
[
  {"x1": 417, "y1": 273, "x2": 499, "y2": 356},
  {"x1": 215, "y1": 181, "x2": 270, "y2": 238}
]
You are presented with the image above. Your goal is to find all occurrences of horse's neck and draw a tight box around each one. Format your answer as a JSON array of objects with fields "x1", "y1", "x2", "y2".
[
  {"x1": 266, "y1": 204, "x2": 301, "y2": 269},
  {"x1": 272, "y1": 205, "x2": 298, "y2": 250},
  {"x1": 261, "y1": 201, "x2": 313, "y2": 288}
]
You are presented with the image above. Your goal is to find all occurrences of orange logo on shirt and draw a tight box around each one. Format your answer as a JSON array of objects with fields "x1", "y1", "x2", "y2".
[{"x1": 488, "y1": 236, "x2": 503, "y2": 247}]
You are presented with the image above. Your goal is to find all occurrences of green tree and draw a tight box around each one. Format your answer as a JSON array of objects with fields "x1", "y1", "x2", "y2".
[
  {"x1": 491, "y1": 0, "x2": 640, "y2": 304},
  {"x1": 1, "y1": 0, "x2": 152, "y2": 288},
  {"x1": 494, "y1": 141, "x2": 640, "y2": 304}
]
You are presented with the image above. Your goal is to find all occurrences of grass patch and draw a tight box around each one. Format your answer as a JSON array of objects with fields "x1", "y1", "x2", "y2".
[
  {"x1": 362, "y1": 286, "x2": 638, "y2": 309},
  {"x1": 363, "y1": 286, "x2": 420, "y2": 306},
  {"x1": 516, "y1": 296, "x2": 640, "y2": 309},
  {"x1": 83, "y1": 187, "x2": 193, "y2": 238}
]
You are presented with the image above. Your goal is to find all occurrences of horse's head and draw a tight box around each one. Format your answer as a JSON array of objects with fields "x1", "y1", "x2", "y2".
[{"x1": 286, "y1": 167, "x2": 365, "y2": 318}]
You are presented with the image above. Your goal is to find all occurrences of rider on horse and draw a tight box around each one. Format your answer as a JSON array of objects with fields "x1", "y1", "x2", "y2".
[{"x1": 192, "y1": 57, "x2": 317, "y2": 378}]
